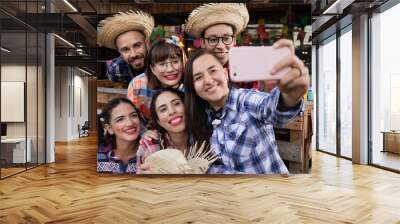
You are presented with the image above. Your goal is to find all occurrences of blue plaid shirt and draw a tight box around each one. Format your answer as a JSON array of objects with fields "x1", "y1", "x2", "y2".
[
  {"x1": 106, "y1": 56, "x2": 142, "y2": 83},
  {"x1": 206, "y1": 87, "x2": 302, "y2": 174}
]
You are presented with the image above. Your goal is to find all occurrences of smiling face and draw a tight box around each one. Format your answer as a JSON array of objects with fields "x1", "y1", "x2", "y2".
[
  {"x1": 150, "y1": 55, "x2": 183, "y2": 88},
  {"x1": 155, "y1": 91, "x2": 186, "y2": 134},
  {"x1": 192, "y1": 53, "x2": 230, "y2": 110},
  {"x1": 201, "y1": 24, "x2": 236, "y2": 66},
  {"x1": 105, "y1": 102, "x2": 141, "y2": 143},
  {"x1": 115, "y1": 30, "x2": 148, "y2": 72}
]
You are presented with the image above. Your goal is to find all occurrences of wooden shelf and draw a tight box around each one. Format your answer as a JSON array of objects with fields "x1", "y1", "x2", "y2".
[
  {"x1": 382, "y1": 131, "x2": 400, "y2": 155},
  {"x1": 276, "y1": 102, "x2": 313, "y2": 173}
]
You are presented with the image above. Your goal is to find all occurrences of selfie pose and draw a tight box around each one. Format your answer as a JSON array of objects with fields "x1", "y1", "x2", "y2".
[
  {"x1": 97, "y1": 97, "x2": 144, "y2": 174},
  {"x1": 184, "y1": 42, "x2": 310, "y2": 174},
  {"x1": 126, "y1": 37, "x2": 186, "y2": 123},
  {"x1": 97, "y1": 10, "x2": 154, "y2": 83},
  {"x1": 185, "y1": 3, "x2": 259, "y2": 90}
]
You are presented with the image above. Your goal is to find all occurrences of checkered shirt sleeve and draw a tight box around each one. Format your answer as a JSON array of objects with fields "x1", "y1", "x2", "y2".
[{"x1": 207, "y1": 87, "x2": 303, "y2": 174}]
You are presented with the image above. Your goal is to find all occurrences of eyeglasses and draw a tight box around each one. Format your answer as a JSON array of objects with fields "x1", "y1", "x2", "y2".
[
  {"x1": 154, "y1": 59, "x2": 182, "y2": 71},
  {"x1": 204, "y1": 35, "x2": 234, "y2": 47}
]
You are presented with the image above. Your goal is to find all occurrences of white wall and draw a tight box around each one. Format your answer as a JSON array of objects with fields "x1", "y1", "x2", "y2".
[
  {"x1": 1, "y1": 65, "x2": 26, "y2": 139},
  {"x1": 1, "y1": 64, "x2": 46, "y2": 164},
  {"x1": 54, "y1": 66, "x2": 89, "y2": 141},
  {"x1": 1, "y1": 65, "x2": 26, "y2": 81},
  {"x1": 72, "y1": 72, "x2": 89, "y2": 138},
  {"x1": 55, "y1": 66, "x2": 68, "y2": 141},
  {"x1": 1, "y1": 65, "x2": 41, "y2": 137}
]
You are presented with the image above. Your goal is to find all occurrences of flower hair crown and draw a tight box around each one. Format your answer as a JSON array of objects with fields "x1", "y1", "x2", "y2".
[
  {"x1": 165, "y1": 35, "x2": 187, "y2": 66},
  {"x1": 165, "y1": 36, "x2": 184, "y2": 49}
]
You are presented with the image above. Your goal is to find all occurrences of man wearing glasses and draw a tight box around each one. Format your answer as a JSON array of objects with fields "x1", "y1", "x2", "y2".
[{"x1": 185, "y1": 3, "x2": 259, "y2": 89}]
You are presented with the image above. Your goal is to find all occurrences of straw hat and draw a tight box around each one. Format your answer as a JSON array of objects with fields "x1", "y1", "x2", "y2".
[
  {"x1": 97, "y1": 10, "x2": 154, "y2": 50},
  {"x1": 185, "y1": 3, "x2": 249, "y2": 38},
  {"x1": 143, "y1": 141, "x2": 219, "y2": 174}
]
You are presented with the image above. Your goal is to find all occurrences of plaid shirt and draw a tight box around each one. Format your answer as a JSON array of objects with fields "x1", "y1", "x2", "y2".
[
  {"x1": 136, "y1": 134, "x2": 172, "y2": 173},
  {"x1": 126, "y1": 73, "x2": 153, "y2": 121},
  {"x1": 206, "y1": 87, "x2": 302, "y2": 174},
  {"x1": 106, "y1": 57, "x2": 142, "y2": 83},
  {"x1": 97, "y1": 144, "x2": 137, "y2": 174}
]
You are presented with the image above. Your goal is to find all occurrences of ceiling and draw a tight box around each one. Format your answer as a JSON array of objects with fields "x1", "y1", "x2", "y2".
[
  {"x1": 311, "y1": 0, "x2": 390, "y2": 43},
  {"x1": 0, "y1": 0, "x2": 311, "y2": 73}
]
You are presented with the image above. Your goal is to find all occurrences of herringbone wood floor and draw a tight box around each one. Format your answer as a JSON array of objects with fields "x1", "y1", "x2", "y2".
[{"x1": 1, "y1": 135, "x2": 400, "y2": 224}]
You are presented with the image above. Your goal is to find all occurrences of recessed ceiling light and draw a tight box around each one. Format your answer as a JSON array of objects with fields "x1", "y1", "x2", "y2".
[
  {"x1": 54, "y1": 34, "x2": 75, "y2": 48},
  {"x1": 1, "y1": 47, "x2": 11, "y2": 53},
  {"x1": 323, "y1": 0, "x2": 354, "y2": 15},
  {"x1": 78, "y1": 67, "x2": 92, "y2": 76},
  {"x1": 63, "y1": 0, "x2": 78, "y2": 12}
]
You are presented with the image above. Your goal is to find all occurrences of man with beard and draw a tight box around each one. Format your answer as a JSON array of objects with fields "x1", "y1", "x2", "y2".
[
  {"x1": 184, "y1": 3, "x2": 259, "y2": 89},
  {"x1": 98, "y1": 10, "x2": 154, "y2": 83}
]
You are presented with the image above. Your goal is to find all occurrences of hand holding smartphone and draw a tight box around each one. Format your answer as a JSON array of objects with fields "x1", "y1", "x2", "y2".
[{"x1": 229, "y1": 46, "x2": 291, "y2": 82}]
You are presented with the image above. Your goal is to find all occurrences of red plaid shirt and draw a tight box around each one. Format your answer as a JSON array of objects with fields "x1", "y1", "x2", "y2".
[{"x1": 136, "y1": 133, "x2": 176, "y2": 173}]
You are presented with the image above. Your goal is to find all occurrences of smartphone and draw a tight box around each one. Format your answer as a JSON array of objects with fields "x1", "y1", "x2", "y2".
[{"x1": 229, "y1": 46, "x2": 291, "y2": 82}]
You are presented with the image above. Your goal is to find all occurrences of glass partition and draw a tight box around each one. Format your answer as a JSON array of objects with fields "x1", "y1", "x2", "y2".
[
  {"x1": 1, "y1": 27, "x2": 28, "y2": 178},
  {"x1": 317, "y1": 36, "x2": 337, "y2": 155},
  {"x1": 370, "y1": 3, "x2": 400, "y2": 171},
  {"x1": 0, "y1": 0, "x2": 46, "y2": 179},
  {"x1": 339, "y1": 27, "x2": 352, "y2": 158}
]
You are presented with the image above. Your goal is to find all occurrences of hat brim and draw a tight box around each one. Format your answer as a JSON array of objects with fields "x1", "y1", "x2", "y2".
[
  {"x1": 185, "y1": 3, "x2": 249, "y2": 38},
  {"x1": 98, "y1": 10, "x2": 154, "y2": 50}
]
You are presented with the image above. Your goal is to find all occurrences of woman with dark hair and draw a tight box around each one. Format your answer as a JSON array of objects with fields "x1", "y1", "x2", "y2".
[
  {"x1": 97, "y1": 97, "x2": 145, "y2": 174},
  {"x1": 135, "y1": 88, "x2": 193, "y2": 173},
  {"x1": 126, "y1": 37, "x2": 186, "y2": 125},
  {"x1": 184, "y1": 39, "x2": 310, "y2": 174}
]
